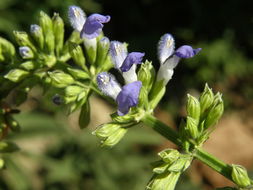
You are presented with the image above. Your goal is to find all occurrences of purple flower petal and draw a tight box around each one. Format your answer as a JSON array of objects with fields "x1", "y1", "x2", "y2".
[
  {"x1": 120, "y1": 52, "x2": 145, "y2": 72},
  {"x1": 81, "y1": 13, "x2": 110, "y2": 39},
  {"x1": 110, "y1": 41, "x2": 128, "y2": 69},
  {"x1": 174, "y1": 45, "x2": 201, "y2": 58},
  {"x1": 68, "y1": 6, "x2": 86, "y2": 32},
  {"x1": 116, "y1": 81, "x2": 142, "y2": 116},
  {"x1": 157, "y1": 33, "x2": 175, "y2": 64}
]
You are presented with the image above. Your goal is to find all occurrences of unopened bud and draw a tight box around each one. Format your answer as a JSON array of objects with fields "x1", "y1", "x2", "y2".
[
  {"x1": 20, "y1": 61, "x2": 36, "y2": 71},
  {"x1": 83, "y1": 37, "x2": 97, "y2": 64},
  {"x1": 13, "y1": 31, "x2": 36, "y2": 51},
  {"x1": 39, "y1": 11, "x2": 55, "y2": 53},
  {"x1": 186, "y1": 94, "x2": 200, "y2": 122},
  {"x1": 19, "y1": 46, "x2": 34, "y2": 59},
  {"x1": 67, "y1": 68, "x2": 90, "y2": 80},
  {"x1": 200, "y1": 84, "x2": 214, "y2": 114},
  {"x1": 48, "y1": 70, "x2": 74, "y2": 88},
  {"x1": 64, "y1": 85, "x2": 84, "y2": 97},
  {"x1": 205, "y1": 93, "x2": 224, "y2": 129},
  {"x1": 53, "y1": 13, "x2": 64, "y2": 56},
  {"x1": 231, "y1": 164, "x2": 251, "y2": 188},
  {"x1": 138, "y1": 60, "x2": 155, "y2": 92},
  {"x1": 30, "y1": 24, "x2": 44, "y2": 50},
  {"x1": 69, "y1": 42, "x2": 86, "y2": 69},
  {"x1": 0, "y1": 37, "x2": 15, "y2": 61},
  {"x1": 4, "y1": 69, "x2": 29, "y2": 82},
  {"x1": 158, "y1": 149, "x2": 180, "y2": 164},
  {"x1": 185, "y1": 116, "x2": 199, "y2": 139},
  {"x1": 95, "y1": 37, "x2": 110, "y2": 67}
]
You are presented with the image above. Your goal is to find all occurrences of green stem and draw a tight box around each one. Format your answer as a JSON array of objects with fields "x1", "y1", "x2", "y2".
[{"x1": 141, "y1": 113, "x2": 234, "y2": 183}]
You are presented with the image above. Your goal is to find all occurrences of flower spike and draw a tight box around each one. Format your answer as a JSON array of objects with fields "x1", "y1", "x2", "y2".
[
  {"x1": 120, "y1": 52, "x2": 145, "y2": 72},
  {"x1": 68, "y1": 6, "x2": 86, "y2": 32},
  {"x1": 116, "y1": 81, "x2": 142, "y2": 116},
  {"x1": 81, "y1": 14, "x2": 111, "y2": 39},
  {"x1": 97, "y1": 72, "x2": 122, "y2": 100}
]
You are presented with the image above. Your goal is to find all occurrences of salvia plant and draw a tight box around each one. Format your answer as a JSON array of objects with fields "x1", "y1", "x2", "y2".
[{"x1": 0, "y1": 5, "x2": 252, "y2": 190}]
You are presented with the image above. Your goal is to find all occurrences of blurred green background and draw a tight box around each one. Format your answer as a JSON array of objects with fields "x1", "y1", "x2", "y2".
[{"x1": 1, "y1": 0, "x2": 253, "y2": 189}]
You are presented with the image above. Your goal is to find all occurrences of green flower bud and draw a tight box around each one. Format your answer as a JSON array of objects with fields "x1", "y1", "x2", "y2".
[
  {"x1": 39, "y1": 11, "x2": 55, "y2": 53},
  {"x1": 41, "y1": 54, "x2": 56, "y2": 68},
  {"x1": 0, "y1": 37, "x2": 15, "y2": 61},
  {"x1": 99, "y1": 55, "x2": 113, "y2": 72},
  {"x1": 185, "y1": 116, "x2": 199, "y2": 139},
  {"x1": 13, "y1": 31, "x2": 36, "y2": 51},
  {"x1": 93, "y1": 123, "x2": 128, "y2": 147},
  {"x1": 6, "y1": 115, "x2": 21, "y2": 132},
  {"x1": 69, "y1": 42, "x2": 86, "y2": 69},
  {"x1": 20, "y1": 61, "x2": 36, "y2": 71},
  {"x1": 95, "y1": 37, "x2": 110, "y2": 67},
  {"x1": 149, "y1": 80, "x2": 166, "y2": 109},
  {"x1": 64, "y1": 85, "x2": 84, "y2": 97},
  {"x1": 79, "y1": 100, "x2": 90, "y2": 129},
  {"x1": 0, "y1": 159, "x2": 4, "y2": 169},
  {"x1": 158, "y1": 149, "x2": 180, "y2": 164},
  {"x1": 67, "y1": 68, "x2": 90, "y2": 80},
  {"x1": 0, "y1": 141, "x2": 19, "y2": 153},
  {"x1": 200, "y1": 84, "x2": 214, "y2": 114},
  {"x1": 4, "y1": 69, "x2": 29, "y2": 82},
  {"x1": 19, "y1": 46, "x2": 34, "y2": 59},
  {"x1": 231, "y1": 164, "x2": 251, "y2": 188},
  {"x1": 138, "y1": 60, "x2": 155, "y2": 92},
  {"x1": 52, "y1": 13, "x2": 64, "y2": 56},
  {"x1": 186, "y1": 94, "x2": 200, "y2": 122},
  {"x1": 30, "y1": 24, "x2": 44, "y2": 50},
  {"x1": 167, "y1": 154, "x2": 192, "y2": 172},
  {"x1": 63, "y1": 96, "x2": 77, "y2": 104},
  {"x1": 205, "y1": 93, "x2": 224, "y2": 129},
  {"x1": 48, "y1": 70, "x2": 74, "y2": 88},
  {"x1": 153, "y1": 163, "x2": 169, "y2": 174},
  {"x1": 146, "y1": 172, "x2": 181, "y2": 190},
  {"x1": 83, "y1": 37, "x2": 97, "y2": 64}
]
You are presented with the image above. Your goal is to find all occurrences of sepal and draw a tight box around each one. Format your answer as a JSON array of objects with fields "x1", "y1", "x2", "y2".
[
  {"x1": 52, "y1": 13, "x2": 64, "y2": 56},
  {"x1": 48, "y1": 70, "x2": 74, "y2": 88},
  {"x1": 4, "y1": 69, "x2": 29, "y2": 82},
  {"x1": 231, "y1": 164, "x2": 251, "y2": 188}
]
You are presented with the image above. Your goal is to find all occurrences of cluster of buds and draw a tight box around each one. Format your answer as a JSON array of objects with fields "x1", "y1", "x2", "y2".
[
  {"x1": 179, "y1": 84, "x2": 224, "y2": 149},
  {"x1": 147, "y1": 149, "x2": 192, "y2": 190}
]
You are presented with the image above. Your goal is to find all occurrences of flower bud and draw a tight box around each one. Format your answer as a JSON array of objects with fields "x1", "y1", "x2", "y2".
[
  {"x1": 52, "y1": 94, "x2": 62, "y2": 105},
  {"x1": 147, "y1": 172, "x2": 181, "y2": 190},
  {"x1": 200, "y1": 83, "x2": 214, "y2": 114},
  {"x1": 92, "y1": 123, "x2": 127, "y2": 147},
  {"x1": 19, "y1": 46, "x2": 34, "y2": 59},
  {"x1": 53, "y1": 13, "x2": 64, "y2": 56},
  {"x1": 0, "y1": 159, "x2": 4, "y2": 170},
  {"x1": 30, "y1": 24, "x2": 44, "y2": 50},
  {"x1": 186, "y1": 94, "x2": 200, "y2": 122},
  {"x1": 4, "y1": 69, "x2": 29, "y2": 82},
  {"x1": 13, "y1": 31, "x2": 36, "y2": 51},
  {"x1": 69, "y1": 42, "x2": 86, "y2": 69},
  {"x1": 79, "y1": 101, "x2": 90, "y2": 129},
  {"x1": 39, "y1": 11, "x2": 55, "y2": 53},
  {"x1": 83, "y1": 37, "x2": 97, "y2": 64},
  {"x1": 137, "y1": 60, "x2": 155, "y2": 92},
  {"x1": 64, "y1": 85, "x2": 84, "y2": 97},
  {"x1": 48, "y1": 70, "x2": 74, "y2": 88},
  {"x1": 67, "y1": 67, "x2": 89, "y2": 80},
  {"x1": 158, "y1": 149, "x2": 180, "y2": 164},
  {"x1": 204, "y1": 93, "x2": 224, "y2": 129},
  {"x1": 95, "y1": 37, "x2": 110, "y2": 67},
  {"x1": 167, "y1": 154, "x2": 192, "y2": 172},
  {"x1": 20, "y1": 61, "x2": 36, "y2": 71},
  {"x1": 0, "y1": 37, "x2": 15, "y2": 61},
  {"x1": 0, "y1": 141, "x2": 19, "y2": 153},
  {"x1": 149, "y1": 80, "x2": 166, "y2": 109},
  {"x1": 231, "y1": 164, "x2": 251, "y2": 187},
  {"x1": 185, "y1": 116, "x2": 199, "y2": 139}
]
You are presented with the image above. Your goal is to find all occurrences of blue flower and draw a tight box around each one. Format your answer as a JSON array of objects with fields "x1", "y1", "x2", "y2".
[
  {"x1": 120, "y1": 52, "x2": 145, "y2": 72},
  {"x1": 97, "y1": 72, "x2": 122, "y2": 100},
  {"x1": 110, "y1": 41, "x2": 128, "y2": 69},
  {"x1": 81, "y1": 14, "x2": 111, "y2": 39},
  {"x1": 157, "y1": 33, "x2": 201, "y2": 85},
  {"x1": 116, "y1": 81, "x2": 142, "y2": 116},
  {"x1": 68, "y1": 6, "x2": 86, "y2": 32}
]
